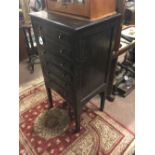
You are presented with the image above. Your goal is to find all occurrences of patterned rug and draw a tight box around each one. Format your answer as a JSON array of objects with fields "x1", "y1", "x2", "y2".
[{"x1": 19, "y1": 78, "x2": 135, "y2": 155}]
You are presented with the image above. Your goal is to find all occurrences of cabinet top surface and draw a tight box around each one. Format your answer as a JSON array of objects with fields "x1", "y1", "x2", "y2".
[{"x1": 30, "y1": 11, "x2": 120, "y2": 31}]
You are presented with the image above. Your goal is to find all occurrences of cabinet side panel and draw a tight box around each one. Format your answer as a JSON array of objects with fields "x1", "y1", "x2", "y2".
[{"x1": 76, "y1": 16, "x2": 120, "y2": 101}]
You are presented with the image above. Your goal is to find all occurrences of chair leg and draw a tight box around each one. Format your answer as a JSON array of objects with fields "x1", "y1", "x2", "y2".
[
  {"x1": 100, "y1": 92, "x2": 106, "y2": 111},
  {"x1": 45, "y1": 84, "x2": 53, "y2": 108},
  {"x1": 27, "y1": 60, "x2": 34, "y2": 73}
]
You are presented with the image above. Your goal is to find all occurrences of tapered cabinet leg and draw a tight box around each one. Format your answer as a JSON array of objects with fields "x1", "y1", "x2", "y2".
[
  {"x1": 100, "y1": 92, "x2": 106, "y2": 111},
  {"x1": 74, "y1": 103, "x2": 81, "y2": 132},
  {"x1": 45, "y1": 83, "x2": 53, "y2": 108}
]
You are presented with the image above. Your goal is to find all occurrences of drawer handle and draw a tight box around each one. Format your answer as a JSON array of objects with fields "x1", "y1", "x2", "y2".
[
  {"x1": 58, "y1": 33, "x2": 63, "y2": 39},
  {"x1": 60, "y1": 63, "x2": 65, "y2": 67},
  {"x1": 38, "y1": 35, "x2": 46, "y2": 47},
  {"x1": 38, "y1": 36, "x2": 43, "y2": 45},
  {"x1": 59, "y1": 49, "x2": 64, "y2": 54}
]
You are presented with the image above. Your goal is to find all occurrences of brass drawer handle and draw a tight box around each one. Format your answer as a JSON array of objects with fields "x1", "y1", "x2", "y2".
[
  {"x1": 59, "y1": 49, "x2": 64, "y2": 54},
  {"x1": 58, "y1": 33, "x2": 63, "y2": 39},
  {"x1": 60, "y1": 63, "x2": 65, "y2": 67}
]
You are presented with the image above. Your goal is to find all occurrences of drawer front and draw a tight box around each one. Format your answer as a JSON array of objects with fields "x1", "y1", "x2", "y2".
[
  {"x1": 32, "y1": 18, "x2": 74, "y2": 48},
  {"x1": 37, "y1": 21, "x2": 73, "y2": 48},
  {"x1": 34, "y1": 28, "x2": 73, "y2": 63},
  {"x1": 44, "y1": 53, "x2": 73, "y2": 74},
  {"x1": 45, "y1": 38, "x2": 73, "y2": 62},
  {"x1": 41, "y1": 53, "x2": 73, "y2": 94},
  {"x1": 44, "y1": 29, "x2": 72, "y2": 47},
  {"x1": 45, "y1": 70, "x2": 72, "y2": 92},
  {"x1": 32, "y1": 19, "x2": 74, "y2": 62},
  {"x1": 43, "y1": 67, "x2": 73, "y2": 102},
  {"x1": 45, "y1": 62, "x2": 73, "y2": 83}
]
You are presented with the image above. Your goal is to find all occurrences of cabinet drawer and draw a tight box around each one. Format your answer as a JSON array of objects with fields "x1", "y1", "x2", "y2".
[
  {"x1": 41, "y1": 54, "x2": 73, "y2": 88},
  {"x1": 39, "y1": 22, "x2": 72, "y2": 46},
  {"x1": 44, "y1": 30, "x2": 72, "y2": 48},
  {"x1": 44, "y1": 53, "x2": 73, "y2": 74},
  {"x1": 46, "y1": 71, "x2": 72, "y2": 90},
  {"x1": 46, "y1": 62, "x2": 72, "y2": 82},
  {"x1": 44, "y1": 73, "x2": 73, "y2": 102},
  {"x1": 33, "y1": 19, "x2": 73, "y2": 47},
  {"x1": 45, "y1": 38, "x2": 72, "y2": 61}
]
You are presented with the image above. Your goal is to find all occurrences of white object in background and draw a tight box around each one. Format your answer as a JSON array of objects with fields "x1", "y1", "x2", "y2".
[{"x1": 121, "y1": 26, "x2": 135, "y2": 39}]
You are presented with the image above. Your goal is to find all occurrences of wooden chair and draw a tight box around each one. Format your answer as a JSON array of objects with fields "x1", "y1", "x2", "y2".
[{"x1": 22, "y1": 24, "x2": 39, "y2": 73}]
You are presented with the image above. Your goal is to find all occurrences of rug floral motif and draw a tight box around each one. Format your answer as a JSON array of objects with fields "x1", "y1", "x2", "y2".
[{"x1": 19, "y1": 80, "x2": 135, "y2": 155}]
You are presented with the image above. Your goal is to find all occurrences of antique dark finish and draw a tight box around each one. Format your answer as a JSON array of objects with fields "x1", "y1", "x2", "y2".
[{"x1": 30, "y1": 11, "x2": 121, "y2": 132}]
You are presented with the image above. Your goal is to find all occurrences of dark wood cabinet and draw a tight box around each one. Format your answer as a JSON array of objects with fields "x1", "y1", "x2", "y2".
[{"x1": 30, "y1": 11, "x2": 121, "y2": 132}]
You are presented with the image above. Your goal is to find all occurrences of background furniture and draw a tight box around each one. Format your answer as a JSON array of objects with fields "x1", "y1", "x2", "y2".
[
  {"x1": 30, "y1": 11, "x2": 121, "y2": 132},
  {"x1": 124, "y1": 0, "x2": 135, "y2": 25},
  {"x1": 20, "y1": 0, "x2": 31, "y2": 24},
  {"x1": 106, "y1": 26, "x2": 135, "y2": 100},
  {"x1": 19, "y1": 25, "x2": 28, "y2": 61},
  {"x1": 19, "y1": 8, "x2": 28, "y2": 61},
  {"x1": 19, "y1": 9, "x2": 39, "y2": 73},
  {"x1": 106, "y1": 0, "x2": 135, "y2": 101},
  {"x1": 113, "y1": 26, "x2": 135, "y2": 96},
  {"x1": 19, "y1": 0, "x2": 44, "y2": 73},
  {"x1": 22, "y1": 24, "x2": 39, "y2": 73}
]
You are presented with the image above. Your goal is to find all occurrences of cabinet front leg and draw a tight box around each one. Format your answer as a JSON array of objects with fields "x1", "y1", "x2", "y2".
[
  {"x1": 100, "y1": 92, "x2": 106, "y2": 111},
  {"x1": 45, "y1": 83, "x2": 53, "y2": 108}
]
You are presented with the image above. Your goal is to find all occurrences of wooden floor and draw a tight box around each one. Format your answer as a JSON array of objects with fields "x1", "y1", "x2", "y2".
[{"x1": 19, "y1": 59, "x2": 135, "y2": 132}]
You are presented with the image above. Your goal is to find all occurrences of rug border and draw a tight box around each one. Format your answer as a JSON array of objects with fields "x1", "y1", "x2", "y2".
[
  {"x1": 19, "y1": 76, "x2": 44, "y2": 93},
  {"x1": 123, "y1": 139, "x2": 135, "y2": 155},
  {"x1": 89, "y1": 101, "x2": 135, "y2": 136},
  {"x1": 104, "y1": 111, "x2": 135, "y2": 136}
]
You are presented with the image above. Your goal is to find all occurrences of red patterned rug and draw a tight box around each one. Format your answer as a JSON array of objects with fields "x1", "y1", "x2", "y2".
[{"x1": 19, "y1": 79, "x2": 134, "y2": 155}]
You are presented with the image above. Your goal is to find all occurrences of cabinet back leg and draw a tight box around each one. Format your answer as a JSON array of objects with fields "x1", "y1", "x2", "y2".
[{"x1": 74, "y1": 104, "x2": 81, "y2": 132}]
